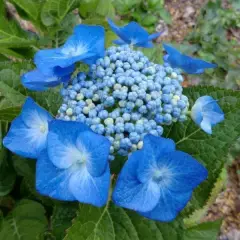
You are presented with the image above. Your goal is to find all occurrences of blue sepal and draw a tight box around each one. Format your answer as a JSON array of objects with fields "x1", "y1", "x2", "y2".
[{"x1": 163, "y1": 44, "x2": 217, "y2": 74}]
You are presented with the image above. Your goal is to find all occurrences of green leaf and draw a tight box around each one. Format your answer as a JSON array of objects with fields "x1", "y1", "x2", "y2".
[
  {"x1": 57, "y1": 12, "x2": 80, "y2": 46},
  {"x1": 78, "y1": 0, "x2": 99, "y2": 18},
  {"x1": 64, "y1": 202, "x2": 184, "y2": 240},
  {"x1": 12, "y1": 155, "x2": 35, "y2": 179},
  {"x1": 0, "y1": 199, "x2": 48, "y2": 240},
  {"x1": 147, "y1": 0, "x2": 164, "y2": 9},
  {"x1": 51, "y1": 203, "x2": 78, "y2": 239},
  {"x1": 11, "y1": 0, "x2": 42, "y2": 21},
  {"x1": 158, "y1": 8, "x2": 172, "y2": 24},
  {"x1": 0, "y1": 63, "x2": 62, "y2": 119},
  {"x1": 95, "y1": 0, "x2": 115, "y2": 18},
  {"x1": 184, "y1": 168, "x2": 227, "y2": 228},
  {"x1": 113, "y1": 0, "x2": 141, "y2": 15},
  {"x1": 0, "y1": 48, "x2": 27, "y2": 60},
  {"x1": 20, "y1": 175, "x2": 54, "y2": 207},
  {"x1": 0, "y1": 69, "x2": 26, "y2": 106},
  {"x1": 41, "y1": 0, "x2": 80, "y2": 26},
  {"x1": 141, "y1": 15, "x2": 158, "y2": 27},
  {"x1": 141, "y1": 45, "x2": 163, "y2": 64},
  {"x1": 0, "y1": 105, "x2": 21, "y2": 122},
  {"x1": 0, "y1": 122, "x2": 16, "y2": 197},
  {"x1": 0, "y1": 195, "x2": 15, "y2": 210},
  {"x1": 0, "y1": 150, "x2": 16, "y2": 196},
  {"x1": 164, "y1": 86, "x2": 240, "y2": 215},
  {"x1": 0, "y1": 16, "x2": 36, "y2": 48},
  {"x1": 184, "y1": 220, "x2": 222, "y2": 240}
]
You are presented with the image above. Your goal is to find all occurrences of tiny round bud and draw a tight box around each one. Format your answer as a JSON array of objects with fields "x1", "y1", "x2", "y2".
[{"x1": 66, "y1": 108, "x2": 73, "y2": 116}]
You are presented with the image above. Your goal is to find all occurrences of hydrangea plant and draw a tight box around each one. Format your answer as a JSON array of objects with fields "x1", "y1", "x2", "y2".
[{"x1": 1, "y1": 20, "x2": 239, "y2": 240}]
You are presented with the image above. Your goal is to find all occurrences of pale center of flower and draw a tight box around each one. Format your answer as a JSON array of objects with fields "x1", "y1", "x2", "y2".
[
  {"x1": 152, "y1": 167, "x2": 171, "y2": 184},
  {"x1": 39, "y1": 124, "x2": 47, "y2": 133},
  {"x1": 76, "y1": 152, "x2": 88, "y2": 164},
  {"x1": 62, "y1": 44, "x2": 87, "y2": 57},
  {"x1": 74, "y1": 141, "x2": 90, "y2": 166}
]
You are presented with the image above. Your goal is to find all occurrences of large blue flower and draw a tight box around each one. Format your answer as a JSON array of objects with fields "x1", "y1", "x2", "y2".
[
  {"x1": 21, "y1": 69, "x2": 71, "y2": 91},
  {"x1": 112, "y1": 135, "x2": 208, "y2": 222},
  {"x1": 163, "y1": 44, "x2": 217, "y2": 74},
  {"x1": 34, "y1": 25, "x2": 105, "y2": 76},
  {"x1": 108, "y1": 19, "x2": 162, "y2": 48},
  {"x1": 3, "y1": 97, "x2": 53, "y2": 158},
  {"x1": 191, "y1": 96, "x2": 224, "y2": 134},
  {"x1": 36, "y1": 120, "x2": 111, "y2": 206}
]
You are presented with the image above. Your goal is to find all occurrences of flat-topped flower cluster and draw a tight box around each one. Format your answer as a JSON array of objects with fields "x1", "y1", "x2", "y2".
[
  {"x1": 58, "y1": 45, "x2": 189, "y2": 160},
  {"x1": 3, "y1": 19, "x2": 224, "y2": 222}
]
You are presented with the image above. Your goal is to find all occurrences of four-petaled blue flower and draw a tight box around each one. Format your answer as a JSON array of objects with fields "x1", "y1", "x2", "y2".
[
  {"x1": 191, "y1": 96, "x2": 224, "y2": 134},
  {"x1": 3, "y1": 97, "x2": 53, "y2": 158},
  {"x1": 36, "y1": 120, "x2": 111, "y2": 206},
  {"x1": 34, "y1": 24, "x2": 105, "y2": 77},
  {"x1": 163, "y1": 44, "x2": 217, "y2": 74},
  {"x1": 113, "y1": 135, "x2": 208, "y2": 222},
  {"x1": 21, "y1": 69, "x2": 71, "y2": 91},
  {"x1": 108, "y1": 19, "x2": 162, "y2": 48}
]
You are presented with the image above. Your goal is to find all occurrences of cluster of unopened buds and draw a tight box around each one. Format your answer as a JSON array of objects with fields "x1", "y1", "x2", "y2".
[{"x1": 3, "y1": 19, "x2": 224, "y2": 222}]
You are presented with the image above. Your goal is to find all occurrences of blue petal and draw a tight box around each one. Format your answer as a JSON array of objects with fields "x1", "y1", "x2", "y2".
[
  {"x1": 21, "y1": 69, "x2": 69, "y2": 91},
  {"x1": 53, "y1": 64, "x2": 75, "y2": 77},
  {"x1": 203, "y1": 99, "x2": 224, "y2": 117},
  {"x1": 200, "y1": 119, "x2": 212, "y2": 134},
  {"x1": 113, "y1": 39, "x2": 127, "y2": 45},
  {"x1": 21, "y1": 70, "x2": 48, "y2": 91},
  {"x1": 36, "y1": 150, "x2": 76, "y2": 201},
  {"x1": 163, "y1": 54, "x2": 169, "y2": 62},
  {"x1": 65, "y1": 24, "x2": 105, "y2": 65},
  {"x1": 181, "y1": 55, "x2": 217, "y2": 74},
  {"x1": 21, "y1": 97, "x2": 53, "y2": 128},
  {"x1": 163, "y1": 44, "x2": 217, "y2": 74},
  {"x1": 112, "y1": 151, "x2": 160, "y2": 212},
  {"x1": 148, "y1": 32, "x2": 163, "y2": 41},
  {"x1": 157, "y1": 151, "x2": 208, "y2": 192},
  {"x1": 3, "y1": 117, "x2": 47, "y2": 159},
  {"x1": 191, "y1": 96, "x2": 224, "y2": 133},
  {"x1": 34, "y1": 25, "x2": 105, "y2": 75},
  {"x1": 191, "y1": 96, "x2": 214, "y2": 125},
  {"x1": 35, "y1": 48, "x2": 94, "y2": 76},
  {"x1": 137, "y1": 135, "x2": 176, "y2": 183},
  {"x1": 120, "y1": 22, "x2": 149, "y2": 44},
  {"x1": 163, "y1": 44, "x2": 181, "y2": 56},
  {"x1": 140, "y1": 190, "x2": 192, "y2": 222},
  {"x1": 69, "y1": 165, "x2": 110, "y2": 207},
  {"x1": 108, "y1": 19, "x2": 129, "y2": 43},
  {"x1": 3, "y1": 97, "x2": 52, "y2": 158},
  {"x1": 76, "y1": 131, "x2": 110, "y2": 177},
  {"x1": 34, "y1": 49, "x2": 64, "y2": 76},
  {"x1": 194, "y1": 96, "x2": 215, "y2": 107},
  {"x1": 47, "y1": 120, "x2": 90, "y2": 169},
  {"x1": 163, "y1": 44, "x2": 183, "y2": 68},
  {"x1": 203, "y1": 111, "x2": 224, "y2": 126},
  {"x1": 108, "y1": 19, "x2": 155, "y2": 47}
]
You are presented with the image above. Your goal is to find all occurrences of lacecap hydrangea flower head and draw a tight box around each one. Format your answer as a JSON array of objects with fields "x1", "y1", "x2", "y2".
[{"x1": 3, "y1": 20, "x2": 225, "y2": 222}]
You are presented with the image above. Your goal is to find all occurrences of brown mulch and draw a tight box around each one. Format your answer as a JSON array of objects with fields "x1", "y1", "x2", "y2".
[
  {"x1": 156, "y1": 0, "x2": 207, "y2": 43},
  {"x1": 204, "y1": 159, "x2": 240, "y2": 240}
]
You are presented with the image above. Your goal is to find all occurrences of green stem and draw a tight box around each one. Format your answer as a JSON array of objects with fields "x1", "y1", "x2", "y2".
[{"x1": 55, "y1": 32, "x2": 59, "y2": 48}]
